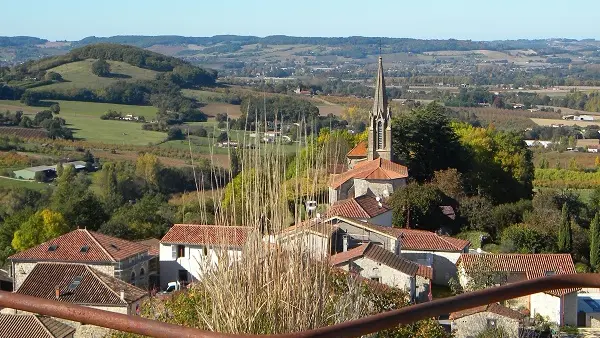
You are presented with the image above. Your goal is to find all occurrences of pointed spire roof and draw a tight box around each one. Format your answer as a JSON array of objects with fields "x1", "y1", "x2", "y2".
[{"x1": 372, "y1": 56, "x2": 387, "y2": 117}]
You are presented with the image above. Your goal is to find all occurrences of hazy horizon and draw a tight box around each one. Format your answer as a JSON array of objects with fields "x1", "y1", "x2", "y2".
[{"x1": 3, "y1": 0, "x2": 599, "y2": 41}]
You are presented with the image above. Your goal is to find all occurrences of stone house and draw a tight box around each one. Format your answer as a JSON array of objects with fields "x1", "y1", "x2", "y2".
[
  {"x1": 456, "y1": 253, "x2": 579, "y2": 326},
  {"x1": 8, "y1": 229, "x2": 155, "y2": 290},
  {"x1": 4, "y1": 262, "x2": 147, "y2": 337},
  {"x1": 328, "y1": 157, "x2": 408, "y2": 205},
  {"x1": 449, "y1": 303, "x2": 525, "y2": 338},
  {"x1": 159, "y1": 224, "x2": 253, "y2": 289},
  {"x1": 0, "y1": 314, "x2": 75, "y2": 338},
  {"x1": 330, "y1": 242, "x2": 432, "y2": 302},
  {"x1": 278, "y1": 215, "x2": 469, "y2": 286},
  {"x1": 324, "y1": 195, "x2": 392, "y2": 227}
]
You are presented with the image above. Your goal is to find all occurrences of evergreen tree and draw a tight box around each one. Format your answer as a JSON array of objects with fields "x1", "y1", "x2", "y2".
[
  {"x1": 590, "y1": 212, "x2": 600, "y2": 270},
  {"x1": 55, "y1": 162, "x2": 63, "y2": 178},
  {"x1": 557, "y1": 203, "x2": 573, "y2": 253}
]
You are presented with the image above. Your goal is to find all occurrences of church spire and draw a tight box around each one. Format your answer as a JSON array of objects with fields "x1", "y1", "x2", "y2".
[{"x1": 367, "y1": 57, "x2": 392, "y2": 161}]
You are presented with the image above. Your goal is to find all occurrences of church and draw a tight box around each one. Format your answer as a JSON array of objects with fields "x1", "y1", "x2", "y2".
[{"x1": 328, "y1": 57, "x2": 408, "y2": 206}]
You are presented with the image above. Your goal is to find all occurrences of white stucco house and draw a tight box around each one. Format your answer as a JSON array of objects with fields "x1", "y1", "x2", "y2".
[
  {"x1": 449, "y1": 303, "x2": 526, "y2": 338},
  {"x1": 330, "y1": 242, "x2": 432, "y2": 302},
  {"x1": 159, "y1": 224, "x2": 253, "y2": 289},
  {"x1": 8, "y1": 229, "x2": 154, "y2": 290},
  {"x1": 324, "y1": 195, "x2": 393, "y2": 227},
  {"x1": 456, "y1": 253, "x2": 579, "y2": 326}
]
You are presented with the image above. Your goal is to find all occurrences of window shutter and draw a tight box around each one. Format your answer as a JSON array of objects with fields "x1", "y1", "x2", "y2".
[{"x1": 171, "y1": 245, "x2": 177, "y2": 259}]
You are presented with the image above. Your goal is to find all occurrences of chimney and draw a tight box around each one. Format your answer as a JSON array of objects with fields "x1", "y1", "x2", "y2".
[
  {"x1": 342, "y1": 235, "x2": 348, "y2": 252},
  {"x1": 120, "y1": 290, "x2": 125, "y2": 301},
  {"x1": 55, "y1": 286, "x2": 60, "y2": 300}
]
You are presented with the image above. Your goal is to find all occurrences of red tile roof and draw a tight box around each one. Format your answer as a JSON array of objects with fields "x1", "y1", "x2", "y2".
[
  {"x1": 417, "y1": 264, "x2": 433, "y2": 280},
  {"x1": 347, "y1": 141, "x2": 367, "y2": 158},
  {"x1": 135, "y1": 238, "x2": 160, "y2": 256},
  {"x1": 325, "y1": 195, "x2": 391, "y2": 219},
  {"x1": 329, "y1": 157, "x2": 408, "y2": 188},
  {"x1": 16, "y1": 263, "x2": 147, "y2": 306},
  {"x1": 0, "y1": 314, "x2": 75, "y2": 338},
  {"x1": 457, "y1": 253, "x2": 578, "y2": 297},
  {"x1": 449, "y1": 303, "x2": 525, "y2": 321},
  {"x1": 161, "y1": 224, "x2": 252, "y2": 247},
  {"x1": 9, "y1": 229, "x2": 150, "y2": 263},
  {"x1": 330, "y1": 243, "x2": 432, "y2": 279}
]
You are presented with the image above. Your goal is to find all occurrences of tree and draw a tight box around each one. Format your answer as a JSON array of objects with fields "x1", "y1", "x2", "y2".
[
  {"x1": 18, "y1": 116, "x2": 32, "y2": 128},
  {"x1": 12, "y1": 209, "x2": 69, "y2": 252},
  {"x1": 459, "y1": 196, "x2": 494, "y2": 235},
  {"x1": 98, "y1": 162, "x2": 123, "y2": 212},
  {"x1": 0, "y1": 208, "x2": 34, "y2": 265},
  {"x1": 55, "y1": 162, "x2": 64, "y2": 178},
  {"x1": 91, "y1": 59, "x2": 111, "y2": 77},
  {"x1": 33, "y1": 110, "x2": 53, "y2": 126},
  {"x1": 217, "y1": 132, "x2": 228, "y2": 143},
  {"x1": 230, "y1": 149, "x2": 241, "y2": 177},
  {"x1": 431, "y1": 168, "x2": 465, "y2": 201},
  {"x1": 50, "y1": 103, "x2": 60, "y2": 114},
  {"x1": 167, "y1": 127, "x2": 184, "y2": 141},
  {"x1": 449, "y1": 256, "x2": 508, "y2": 294},
  {"x1": 591, "y1": 212, "x2": 600, "y2": 270},
  {"x1": 557, "y1": 203, "x2": 573, "y2": 253},
  {"x1": 500, "y1": 223, "x2": 552, "y2": 253},
  {"x1": 392, "y1": 103, "x2": 464, "y2": 182},
  {"x1": 136, "y1": 153, "x2": 161, "y2": 189},
  {"x1": 388, "y1": 182, "x2": 449, "y2": 231},
  {"x1": 34, "y1": 171, "x2": 48, "y2": 182}
]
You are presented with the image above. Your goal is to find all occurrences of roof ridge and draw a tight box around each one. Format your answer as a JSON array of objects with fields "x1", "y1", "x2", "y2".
[
  {"x1": 86, "y1": 230, "x2": 116, "y2": 262},
  {"x1": 32, "y1": 316, "x2": 53, "y2": 338},
  {"x1": 84, "y1": 265, "x2": 127, "y2": 304}
]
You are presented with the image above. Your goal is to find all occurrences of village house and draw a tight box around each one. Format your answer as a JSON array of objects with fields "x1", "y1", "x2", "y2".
[
  {"x1": 0, "y1": 314, "x2": 75, "y2": 338},
  {"x1": 456, "y1": 253, "x2": 578, "y2": 326},
  {"x1": 449, "y1": 303, "x2": 526, "y2": 338},
  {"x1": 330, "y1": 242, "x2": 432, "y2": 302},
  {"x1": 278, "y1": 215, "x2": 469, "y2": 285},
  {"x1": 8, "y1": 229, "x2": 155, "y2": 290},
  {"x1": 159, "y1": 224, "x2": 253, "y2": 289},
  {"x1": 323, "y1": 195, "x2": 392, "y2": 226},
  {"x1": 4, "y1": 262, "x2": 148, "y2": 337}
]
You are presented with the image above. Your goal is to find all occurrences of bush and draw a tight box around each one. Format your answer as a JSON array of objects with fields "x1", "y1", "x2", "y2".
[
  {"x1": 167, "y1": 127, "x2": 184, "y2": 141},
  {"x1": 91, "y1": 59, "x2": 111, "y2": 77}
]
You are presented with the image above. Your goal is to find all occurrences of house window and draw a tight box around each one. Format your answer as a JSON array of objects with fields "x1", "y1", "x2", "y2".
[
  {"x1": 203, "y1": 246, "x2": 208, "y2": 256},
  {"x1": 371, "y1": 277, "x2": 381, "y2": 283},
  {"x1": 178, "y1": 269, "x2": 188, "y2": 282},
  {"x1": 177, "y1": 245, "x2": 185, "y2": 258},
  {"x1": 486, "y1": 319, "x2": 497, "y2": 329},
  {"x1": 140, "y1": 268, "x2": 145, "y2": 277},
  {"x1": 130, "y1": 271, "x2": 136, "y2": 286},
  {"x1": 377, "y1": 120, "x2": 384, "y2": 149}
]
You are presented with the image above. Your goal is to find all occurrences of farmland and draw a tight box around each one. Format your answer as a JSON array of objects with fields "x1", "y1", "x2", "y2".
[
  {"x1": 0, "y1": 100, "x2": 165, "y2": 145},
  {"x1": 30, "y1": 59, "x2": 161, "y2": 92},
  {"x1": 530, "y1": 118, "x2": 600, "y2": 127}
]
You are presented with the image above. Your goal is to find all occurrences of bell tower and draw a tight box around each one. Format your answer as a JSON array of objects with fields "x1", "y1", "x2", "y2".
[{"x1": 367, "y1": 57, "x2": 392, "y2": 161}]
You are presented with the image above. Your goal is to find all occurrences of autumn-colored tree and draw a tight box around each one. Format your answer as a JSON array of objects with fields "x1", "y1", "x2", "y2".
[
  {"x1": 341, "y1": 106, "x2": 369, "y2": 128},
  {"x1": 12, "y1": 209, "x2": 69, "y2": 251},
  {"x1": 136, "y1": 153, "x2": 161, "y2": 189}
]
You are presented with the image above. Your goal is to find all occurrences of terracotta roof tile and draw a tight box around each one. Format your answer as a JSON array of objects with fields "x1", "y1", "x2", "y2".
[
  {"x1": 449, "y1": 303, "x2": 526, "y2": 321},
  {"x1": 9, "y1": 229, "x2": 150, "y2": 263},
  {"x1": 0, "y1": 314, "x2": 75, "y2": 338},
  {"x1": 135, "y1": 238, "x2": 160, "y2": 256},
  {"x1": 16, "y1": 263, "x2": 147, "y2": 306},
  {"x1": 330, "y1": 243, "x2": 423, "y2": 278},
  {"x1": 325, "y1": 195, "x2": 391, "y2": 219},
  {"x1": 457, "y1": 253, "x2": 578, "y2": 297},
  {"x1": 416, "y1": 264, "x2": 433, "y2": 280},
  {"x1": 329, "y1": 157, "x2": 408, "y2": 188},
  {"x1": 161, "y1": 224, "x2": 253, "y2": 247},
  {"x1": 347, "y1": 141, "x2": 368, "y2": 158}
]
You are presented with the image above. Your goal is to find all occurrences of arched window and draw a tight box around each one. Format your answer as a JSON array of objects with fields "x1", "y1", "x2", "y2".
[
  {"x1": 130, "y1": 271, "x2": 136, "y2": 285},
  {"x1": 377, "y1": 120, "x2": 384, "y2": 149},
  {"x1": 140, "y1": 268, "x2": 145, "y2": 277}
]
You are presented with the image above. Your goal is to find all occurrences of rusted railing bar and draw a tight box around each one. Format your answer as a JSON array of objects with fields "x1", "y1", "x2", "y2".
[{"x1": 1, "y1": 273, "x2": 599, "y2": 338}]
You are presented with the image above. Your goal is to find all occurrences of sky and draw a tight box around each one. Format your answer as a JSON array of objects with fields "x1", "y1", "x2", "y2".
[{"x1": 2, "y1": 0, "x2": 599, "y2": 41}]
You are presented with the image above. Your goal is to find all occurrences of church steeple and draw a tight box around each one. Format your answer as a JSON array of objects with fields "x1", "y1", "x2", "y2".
[{"x1": 368, "y1": 57, "x2": 392, "y2": 161}]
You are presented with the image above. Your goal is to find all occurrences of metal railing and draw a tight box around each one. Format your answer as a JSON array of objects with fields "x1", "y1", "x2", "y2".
[{"x1": 1, "y1": 273, "x2": 599, "y2": 338}]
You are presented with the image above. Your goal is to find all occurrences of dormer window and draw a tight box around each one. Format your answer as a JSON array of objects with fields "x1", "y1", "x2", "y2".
[
  {"x1": 80, "y1": 245, "x2": 89, "y2": 253},
  {"x1": 48, "y1": 245, "x2": 58, "y2": 252},
  {"x1": 110, "y1": 244, "x2": 120, "y2": 251},
  {"x1": 545, "y1": 270, "x2": 555, "y2": 276}
]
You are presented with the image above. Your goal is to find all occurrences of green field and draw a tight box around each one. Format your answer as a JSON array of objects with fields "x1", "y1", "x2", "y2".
[
  {"x1": 31, "y1": 59, "x2": 160, "y2": 92},
  {"x1": 0, "y1": 177, "x2": 53, "y2": 191},
  {"x1": 0, "y1": 100, "x2": 165, "y2": 145}
]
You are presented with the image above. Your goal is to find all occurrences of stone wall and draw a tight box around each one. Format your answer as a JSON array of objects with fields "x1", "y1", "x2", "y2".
[{"x1": 452, "y1": 312, "x2": 521, "y2": 338}]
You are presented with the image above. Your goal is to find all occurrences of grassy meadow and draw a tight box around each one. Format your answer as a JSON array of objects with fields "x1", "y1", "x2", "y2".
[
  {"x1": 31, "y1": 59, "x2": 160, "y2": 92},
  {"x1": 0, "y1": 100, "x2": 165, "y2": 145}
]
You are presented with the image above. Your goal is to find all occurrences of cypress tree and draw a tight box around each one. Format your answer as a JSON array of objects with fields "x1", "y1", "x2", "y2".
[
  {"x1": 591, "y1": 212, "x2": 600, "y2": 270},
  {"x1": 557, "y1": 203, "x2": 572, "y2": 253}
]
